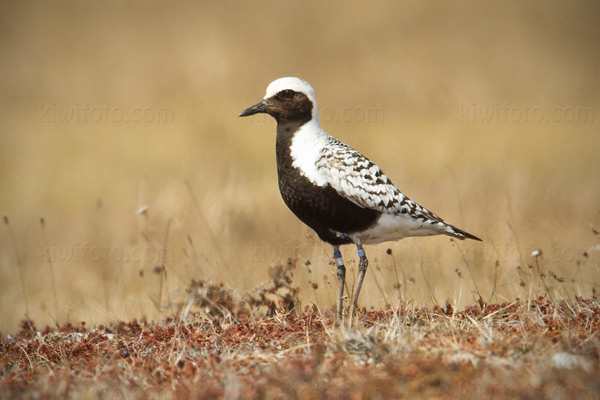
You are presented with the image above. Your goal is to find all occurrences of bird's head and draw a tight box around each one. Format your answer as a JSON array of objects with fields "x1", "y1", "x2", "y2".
[{"x1": 239, "y1": 77, "x2": 319, "y2": 125}]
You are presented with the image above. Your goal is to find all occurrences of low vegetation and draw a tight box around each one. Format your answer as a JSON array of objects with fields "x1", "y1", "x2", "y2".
[{"x1": 2, "y1": 261, "x2": 599, "y2": 399}]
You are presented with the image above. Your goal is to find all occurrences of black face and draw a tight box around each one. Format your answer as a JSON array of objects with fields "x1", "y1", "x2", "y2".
[{"x1": 239, "y1": 90, "x2": 313, "y2": 125}]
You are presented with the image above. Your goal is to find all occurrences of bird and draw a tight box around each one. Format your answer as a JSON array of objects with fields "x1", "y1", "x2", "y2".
[{"x1": 239, "y1": 77, "x2": 481, "y2": 321}]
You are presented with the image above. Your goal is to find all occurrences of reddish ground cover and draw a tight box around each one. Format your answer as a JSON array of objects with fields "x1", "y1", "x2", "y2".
[{"x1": 2, "y1": 295, "x2": 599, "y2": 399}]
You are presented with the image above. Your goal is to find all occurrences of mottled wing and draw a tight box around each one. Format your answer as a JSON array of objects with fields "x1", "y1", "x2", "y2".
[{"x1": 316, "y1": 138, "x2": 445, "y2": 223}]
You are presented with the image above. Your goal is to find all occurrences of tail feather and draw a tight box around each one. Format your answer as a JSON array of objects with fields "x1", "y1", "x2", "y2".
[{"x1": 448, "y1": 225, "x2": 482, "y2": 241}]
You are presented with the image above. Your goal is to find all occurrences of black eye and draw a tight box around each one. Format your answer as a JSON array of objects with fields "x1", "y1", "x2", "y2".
[{"x1": 279, "y1": 90, "x2": 295, "y2": 100}]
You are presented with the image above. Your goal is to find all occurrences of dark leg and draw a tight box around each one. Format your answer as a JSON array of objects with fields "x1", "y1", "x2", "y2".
[
  {"x1": 333, "y1": 245, "x2": 346, "y2": 322},
  {"x1": 350, "y1": 239, "x2": 368, "y2": 321}
]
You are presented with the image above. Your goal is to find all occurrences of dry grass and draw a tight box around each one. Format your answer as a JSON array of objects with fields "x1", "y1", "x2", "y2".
[
  {"x1": 0, "y1": 1, "x2": 599, "y2": 396},
  {"x1": 1, "y1": 272, "x2": 599, "y2": 399}
]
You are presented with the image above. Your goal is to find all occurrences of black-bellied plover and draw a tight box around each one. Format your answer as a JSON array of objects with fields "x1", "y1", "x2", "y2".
[{"x1": 240, "y1": 77, "x2": 481, "y2": 321}]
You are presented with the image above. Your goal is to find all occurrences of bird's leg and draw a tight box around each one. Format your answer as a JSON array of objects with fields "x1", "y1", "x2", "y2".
[
  {"x1": 332, "y1": 245, "x2": 346, "y2": 323},
  {"x1": 350, "y1": 239, "x2": 369, "y2": 321}
]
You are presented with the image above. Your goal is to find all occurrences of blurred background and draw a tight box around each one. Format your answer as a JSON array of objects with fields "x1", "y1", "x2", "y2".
[{"x1": 1, "y1": 0, "x2": 599, "y2": 334}]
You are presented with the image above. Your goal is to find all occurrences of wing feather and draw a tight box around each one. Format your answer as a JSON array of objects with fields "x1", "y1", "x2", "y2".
[{"x1": 316, "y1": 138, "x2": 444, "y2": 223}]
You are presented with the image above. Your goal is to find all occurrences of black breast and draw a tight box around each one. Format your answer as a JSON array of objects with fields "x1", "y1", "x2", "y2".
[{"x1": 275, "y1": 123, "x2": 381, "y2": 245}]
